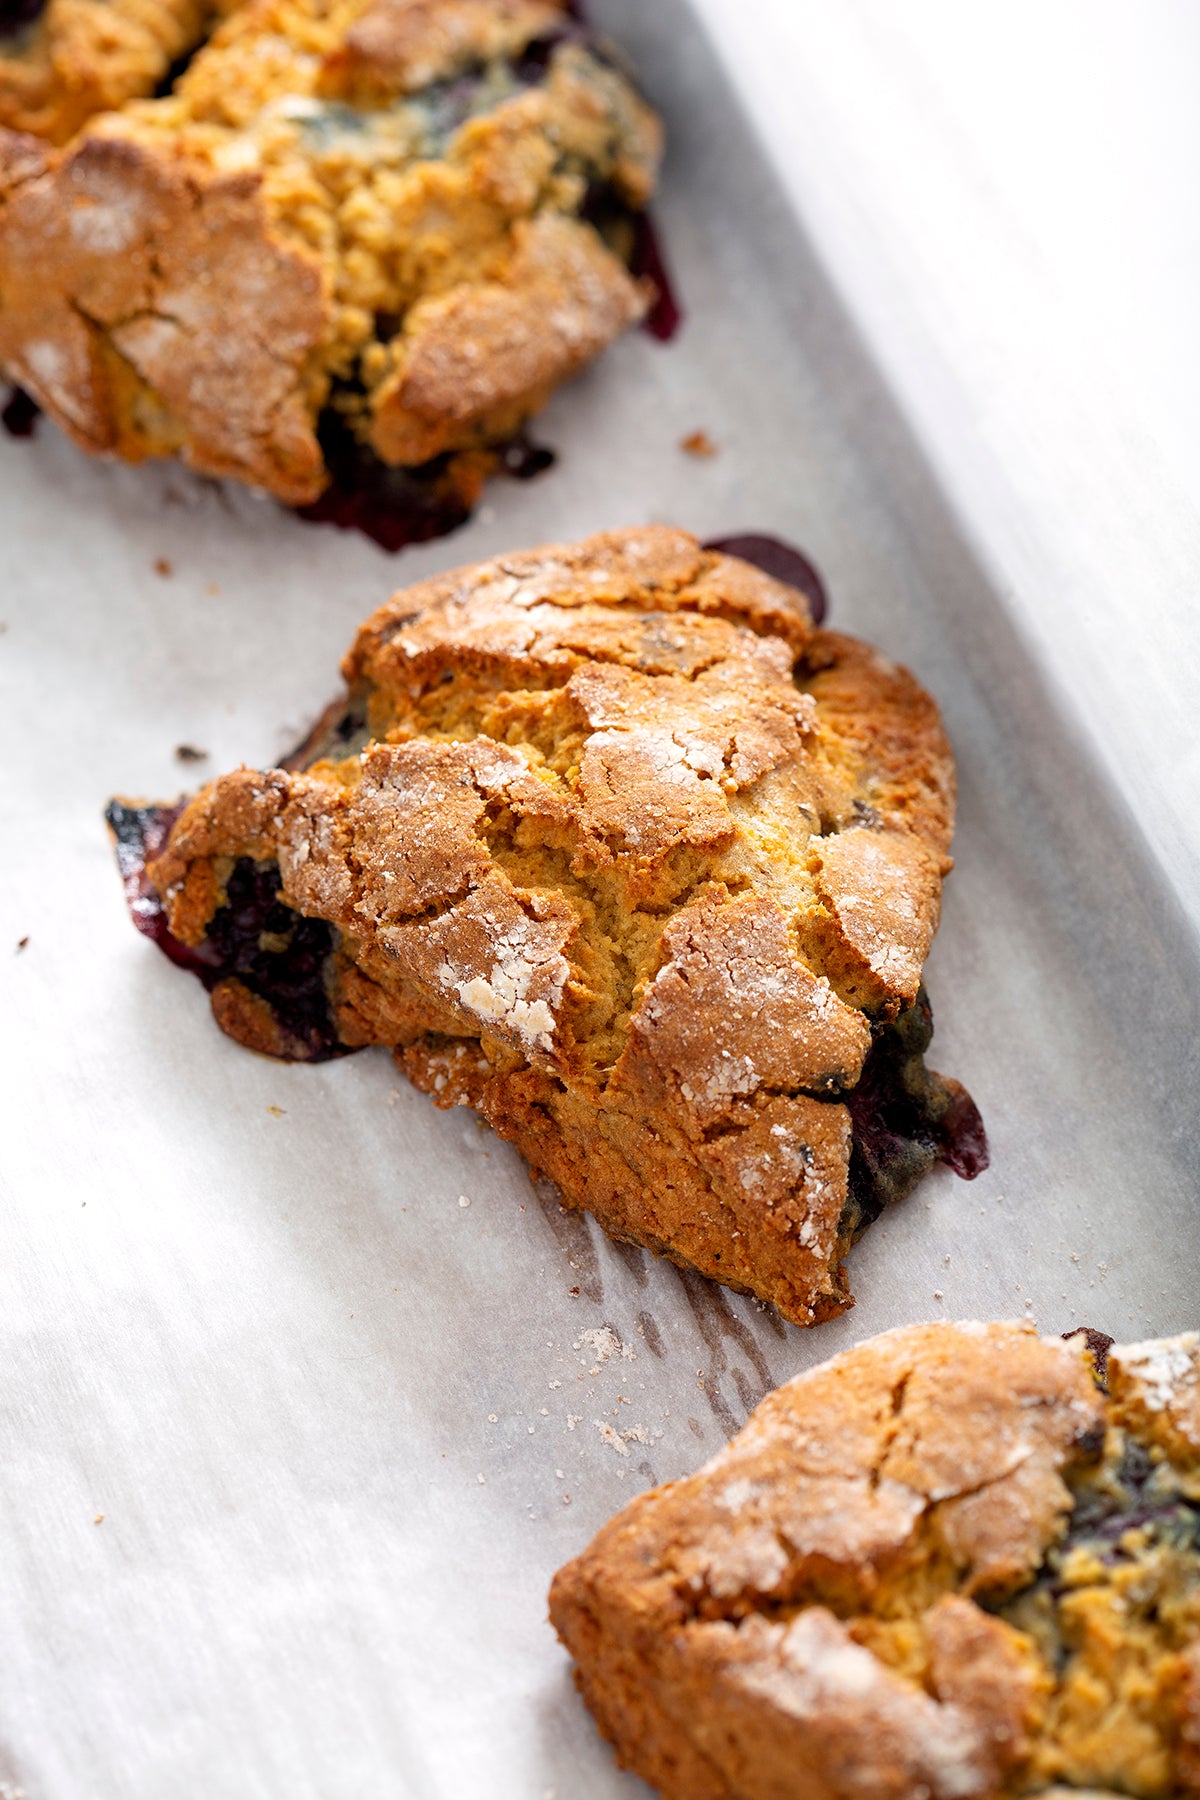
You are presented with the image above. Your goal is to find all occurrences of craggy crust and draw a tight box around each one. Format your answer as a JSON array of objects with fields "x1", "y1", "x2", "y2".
[
  {"x1": 136, "y1": 527, "x2": 972, "y2": 1326},
  {"x1": 0, "y1": 0, "x2": 660, "y2": 500},
  {"x1": 550, "y1": 1322, "x2": 1200, "y2": 1800},
  {"x1": 0, "y1": 0, "x2": 235, "y2": 145}
]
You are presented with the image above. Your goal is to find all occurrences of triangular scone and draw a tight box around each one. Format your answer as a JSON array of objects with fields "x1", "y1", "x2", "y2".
[
  {"x1": 551, "y1": 1321, "x2": 1200, "y2": 1800},
  {"x1": 110, "y1": 526, "x2": 986, "y2": 1324}
]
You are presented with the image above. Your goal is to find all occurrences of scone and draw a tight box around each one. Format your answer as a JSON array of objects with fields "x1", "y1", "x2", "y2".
[
  {"x1": 0, "y1": 0, "x2": 661, "y2": 510},
  {"x1": 0, "y1": 0, "x2": 235, "y2": 145},
  {"x1": 550, "y1": 1321, "x2": 1200, "y2": 1800},
  {"x1": 107, "y1": 526, "x2": 985, "y2": 1326}
]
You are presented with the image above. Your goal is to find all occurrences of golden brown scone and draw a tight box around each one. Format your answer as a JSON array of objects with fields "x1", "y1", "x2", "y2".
[
  {"x1": 0, "y1": 0, "x2": 660, "y2": 500},
  {"x1": 108, "y1": 527, "x2": 986, "y2": 1325},
  {"x1": 550, "y1": 1321, "x2": 1200, "y2": 1800},
  {"x1": 0, "y1": 0, "x2": 238, "y2": 144}
]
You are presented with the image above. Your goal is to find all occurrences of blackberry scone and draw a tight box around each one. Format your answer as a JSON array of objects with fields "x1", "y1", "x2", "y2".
[
  {"x1": 551, "y1": 1321, "x2": 1200, "y2": 1800},
  {"x1": 0, "y1": 0, "x2": 660, "y2": 508},
  {"x1": 0, "y1": 0, "x2": 236, "y2": 144},
  {"x1": 107, "y1": 526, "x2": 985, "y2": 1326}
]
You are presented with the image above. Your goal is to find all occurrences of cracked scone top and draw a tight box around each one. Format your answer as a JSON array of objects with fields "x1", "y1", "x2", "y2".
[
  {"x1": 110, "y1": 526, "x2": 985, "y2": 1326},
  {"x1": 0, "y1": 0, "x2": 237, "y2": 144},
  {"x1": 550, "y1": 1321, "x2": 1200, "y2": 1800},
  {"x1": 0, "y1": 0, "x2": 660, "y2": 501}
]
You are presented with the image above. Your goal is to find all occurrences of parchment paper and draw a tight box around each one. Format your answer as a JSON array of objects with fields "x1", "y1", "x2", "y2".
[{"x1": 1, "y1": 3, "x2": 1197, "y2": 1796}]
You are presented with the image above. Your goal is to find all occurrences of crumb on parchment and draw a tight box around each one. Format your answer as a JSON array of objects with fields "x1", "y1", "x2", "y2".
[{"x1": 680, "y1": 430, "x2": 718, "y2": 457}]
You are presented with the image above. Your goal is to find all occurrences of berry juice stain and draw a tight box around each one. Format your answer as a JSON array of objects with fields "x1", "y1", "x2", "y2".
[
  {"x1": 293, "y1": 414, "x2": 557, "y2": 554},
  {"x1": 295, "y1": 445, "x2": 479, "y2": 555},
  {"x1": 631, "y1": 212, "x2": 682, "y2": 342},
  {"x1": 2, "y1": 387, "x2": 39, "y2": 437},
  {"x1": 0, "y1": 0, "x2": 46, "y2": 37}
]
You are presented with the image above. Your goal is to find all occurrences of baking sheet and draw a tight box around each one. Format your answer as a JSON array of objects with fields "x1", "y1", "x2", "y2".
[{"x1": 1, "y1": 2, "x2": 1198, "y2": 1796}]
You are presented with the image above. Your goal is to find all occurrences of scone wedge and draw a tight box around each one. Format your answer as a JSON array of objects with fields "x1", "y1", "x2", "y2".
[
  {"x1": 0, "y1": 0, "x2": 660, "y2": 507},
  {"x1": 550, "y1": 1321, "x2": 1200, "y2": 1800},
  {"x1": 108, "y1": 526, "x2": 985, "y2": 1325}
]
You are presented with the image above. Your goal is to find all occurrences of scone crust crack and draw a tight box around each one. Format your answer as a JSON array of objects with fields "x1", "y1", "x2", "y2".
[{"x1": 131, "y1": 527, "x2": 978, "y2": 1325}]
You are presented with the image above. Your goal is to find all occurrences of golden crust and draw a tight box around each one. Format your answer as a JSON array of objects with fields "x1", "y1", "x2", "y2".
[
  {"x1": 368, "y1": 210, "x2": 648, "y2": 465},
  {"x1": 550, "y1": 1321, "x2": 1200, "y2": 1800},
  {"x1": 0, "y1": 129, "x2": 327, "y2": 495},
  {"x1": 143, "y1": 527, "x2": 963, "y2": 1325},
  {"x1": 0, "y1": 0, "x2": 660, "y2": 498},
  {"x1": 319, "y1": 0, "x2": 565, "y2": 102},
  {"x1": 341, "y1": 527, "x2": 819, "y2": 688},
  {"x1": 1109, "y1": 1332, "x2": 1200, "y2": 1480},
  {"x1": 0, "y1": 0, "x2": 232, "y2": 145}
]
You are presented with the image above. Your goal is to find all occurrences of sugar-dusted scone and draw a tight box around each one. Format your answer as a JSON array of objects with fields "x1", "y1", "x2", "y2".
[
  {"x1": 0, "y1": 0, "x2": 660, "y2": 504},
  {"x1": 550, "y1": 1321, "x2": 1200, "y2": 1800},
  {"x1": 0, "y1": 0, "x2": 236, "y2": 144},
  {"x1": 107, "y1": 526, "x2": 986, "y2": 1325}
]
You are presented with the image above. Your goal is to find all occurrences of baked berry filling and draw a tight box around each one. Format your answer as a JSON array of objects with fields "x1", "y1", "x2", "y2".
[
  {"x1": 839, "y1": 988, "x2": 988, "y2": 1237},
  {"x1": 0, "y1": 0, "x2": 45, "y2": 43},
  {"x1": 106, "y1": 802, "x2": 347, "y2": 1061},
  {"x1": 1, "y1": 385, "x2": 39, "y2": 436},
  {"x1": 512, "y1": 23, "x2": 590, "y2": 83},
  {"x1": 1063, "y1": 1438, "x2": 1200, "y2": 1553},
  {"x1": 312, "y1": 59, "x2": 537, "y2": 161}
]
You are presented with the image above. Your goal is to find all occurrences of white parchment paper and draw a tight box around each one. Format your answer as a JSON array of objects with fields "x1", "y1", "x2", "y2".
[{"x1": 1, "y1": 4, "x2": 1197, "y2": 1796}]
